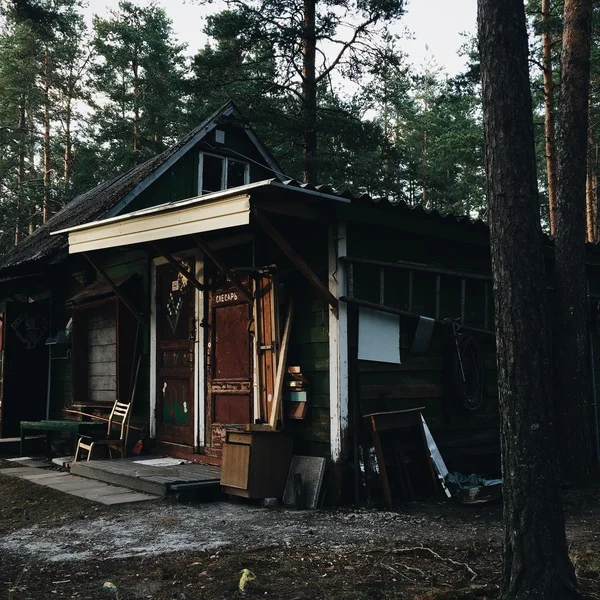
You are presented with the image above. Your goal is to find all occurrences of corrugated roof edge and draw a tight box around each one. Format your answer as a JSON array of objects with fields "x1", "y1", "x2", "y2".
[
  {"x1": 53, "y1": 177, "x2": 489, "y2": 240},
  {"x1": 278, "y1": 179, "x2": 490, "y2": 231}
]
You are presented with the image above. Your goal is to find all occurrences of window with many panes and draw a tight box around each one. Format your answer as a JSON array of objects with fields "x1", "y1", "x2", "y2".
[{"x1": 198, "y1": 153, "x2": 249, "y2": 195}]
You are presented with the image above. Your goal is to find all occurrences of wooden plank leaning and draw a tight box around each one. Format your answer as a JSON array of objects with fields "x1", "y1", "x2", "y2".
[{"x1": 269, "y1": 298, "x2": 294, "y2": 430}]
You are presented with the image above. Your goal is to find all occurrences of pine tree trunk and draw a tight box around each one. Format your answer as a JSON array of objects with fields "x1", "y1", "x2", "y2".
[
  {"x1": 553, "y1": 0, "x2": 594, "y2": 483},
  {"x1": 422, "y1": 129, "x2": 428, "y2": 206},
  {"x1": 43, "y1": 49, "x2": 51, "y2": 224},
  {"x1": 301, "y1": 0, "x2": 318, "y2": 184},
  {"x1": 477, "y1": 0, "x2": 581, "y2": 597},
  {"x1": 542, "y1": 0, "x2": 558, "y2": 235},
  {"x1": 133, "y1": 59, "x2": 141, "y2": 156},
  {"x1": 16, "y1": 95, "x2": 26, "y2": 246},
  {"x1": 64, "y1": 100, "x2": 72, "y2": 194},
  {"x1": 63, "y1": 66, "x2": 74, "y2": 199},
  {"x1": 586, "y1": 100, "x2": 596, "y2": 242}
]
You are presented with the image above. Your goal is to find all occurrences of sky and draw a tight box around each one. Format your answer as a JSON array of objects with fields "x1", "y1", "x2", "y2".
[{"x1": 83, "y1": 0, "x2": 478, "y2": 77}]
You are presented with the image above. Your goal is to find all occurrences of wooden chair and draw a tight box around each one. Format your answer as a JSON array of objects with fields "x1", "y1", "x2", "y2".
[{"x1": 74, "y1": 400, "x2": 132, "y2": 462}]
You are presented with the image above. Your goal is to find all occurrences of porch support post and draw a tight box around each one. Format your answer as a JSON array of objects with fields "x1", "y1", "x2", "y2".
[
  {"x1": 254, "y1": 209, "x2": 339, "y2": 315},
  {"x1": 148, "y1": 241, "x2": 205, "y2": 293},
  {"x1": 190, "y1": 233, "x2": 253, "y2": 304},
  {"x1": 328, "y1": 222, "x2": 349, "y2": 503},
  {"x1": 82, "y1": 252, "x2": 147, "y2": 326}
]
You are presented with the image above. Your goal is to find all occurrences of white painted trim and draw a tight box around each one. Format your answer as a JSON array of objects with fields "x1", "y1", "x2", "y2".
[
  {"x1": 52, "y1": 179, "x2": 351, "y2": 239},
  {"x1": 150, "y1": 258, "x2": 158, "y2": 439},
  {"x1": 150, "y1": 250, "x2": 204, "y2": 450},
  {"x1": 194, "y1": 253, "x2": 206, "y2": 448},
  {"x1": 66, "y1": 196, "x2": 251, "y2": 254},
  {"x1": 198, "y1": 152, "x2": 251, "y2": 196},
  {"x1": 329, "y1": 222, "x2": 349, "y2": 463}
]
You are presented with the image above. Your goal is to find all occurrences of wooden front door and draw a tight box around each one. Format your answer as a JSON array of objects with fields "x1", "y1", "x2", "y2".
[
  {"x1": 156, "y1": 261, "x2": 195, "y2": 449},
  {"x1": 206, "y1": 278, "x2": 253, "y2": 455}
]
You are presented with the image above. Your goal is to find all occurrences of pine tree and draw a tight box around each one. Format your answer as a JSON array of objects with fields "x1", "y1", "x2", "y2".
[
  {"x1": 88, "y1": 1, "x2": 187, "y2": 178},
  {"x1": 200, "y1": 0, "x2": 406, "y2": 183},
  {"x1": 478, "y1": 0, "x2": 581, "y2": 596},
  {"x1": 0, "y1": 10, "x2": 44, "y2": 248}
]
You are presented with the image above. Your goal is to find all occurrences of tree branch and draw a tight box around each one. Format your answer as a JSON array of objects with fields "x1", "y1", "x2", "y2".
[{"x1": 316, "y1": 17, "x2": 377, "y2": 84}]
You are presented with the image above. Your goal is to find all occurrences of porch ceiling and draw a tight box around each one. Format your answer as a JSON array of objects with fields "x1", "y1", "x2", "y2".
[{"x1": 54, "y1": 194, "x2": 251, "y2": 254}]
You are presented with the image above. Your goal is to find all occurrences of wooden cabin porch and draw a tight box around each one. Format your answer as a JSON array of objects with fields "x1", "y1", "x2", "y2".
[{"x1": 70, "y1": 455, "x2": 221, "y2": 497}]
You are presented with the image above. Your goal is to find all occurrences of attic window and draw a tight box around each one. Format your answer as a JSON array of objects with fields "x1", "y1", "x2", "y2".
[{"x1": 198, "y1": 152, "x2": 249, "y2": 195}]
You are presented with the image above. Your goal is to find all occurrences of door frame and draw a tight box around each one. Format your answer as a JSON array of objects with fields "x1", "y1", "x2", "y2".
[{"x1": 150, "y1": 249, "x2": 205, "y2": 449}]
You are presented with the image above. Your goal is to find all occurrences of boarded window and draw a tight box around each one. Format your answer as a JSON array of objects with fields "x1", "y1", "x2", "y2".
[
  {"x1": 86, "y1": 303, "x2": 117, "y2": 403},
  {"x1": 70, "y1": 293, "x2": 138, "y2": 408}
]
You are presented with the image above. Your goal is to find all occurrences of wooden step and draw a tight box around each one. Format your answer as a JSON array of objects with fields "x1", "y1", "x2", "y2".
[{"x1": 70, "y1": 457, "x2": 222, "y2": 497}]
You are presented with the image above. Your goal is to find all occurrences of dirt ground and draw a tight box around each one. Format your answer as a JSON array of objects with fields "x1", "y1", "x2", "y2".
[{"x1": 1, "y1": 463, "x2": 599, "y2": 600}]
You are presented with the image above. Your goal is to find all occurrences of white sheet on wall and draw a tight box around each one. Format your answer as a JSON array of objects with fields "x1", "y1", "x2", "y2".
[{"x1": 357, "y1": 306, "x2": 401, "y2": 364}]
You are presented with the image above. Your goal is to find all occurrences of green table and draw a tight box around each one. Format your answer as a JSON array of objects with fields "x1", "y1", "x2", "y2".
[{"x1": 20, "y1": 420, "x2": 107, "y2": 456}]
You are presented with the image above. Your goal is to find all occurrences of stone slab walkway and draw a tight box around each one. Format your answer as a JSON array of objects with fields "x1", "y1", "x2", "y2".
[{"x1": 2, "y1": 467, "x2": 160, "y2": 505}]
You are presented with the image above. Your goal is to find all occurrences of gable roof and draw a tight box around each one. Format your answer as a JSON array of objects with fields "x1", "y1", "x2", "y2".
[{"x1": 0, "y1": 102, "x2": 283, "y2": 275}]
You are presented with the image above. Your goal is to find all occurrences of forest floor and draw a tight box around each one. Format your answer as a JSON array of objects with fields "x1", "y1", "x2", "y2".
[{"x1": 1, "y1": 461, "x2": 600, "y2": 600}]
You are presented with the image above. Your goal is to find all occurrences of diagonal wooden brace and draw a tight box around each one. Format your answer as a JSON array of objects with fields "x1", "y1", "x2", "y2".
[
  {"x1": 82, "y1": 252, "x2": 147, "y2": 325},
  {"x1": 190, "y1": 233, "x2": 253, "y2": 304},
  {"x1": 148, "y1": 241, "x2": 205, "y2": 293},
  {"x1": 253, "y1": 210, "x2": 339, "y2": 315}
]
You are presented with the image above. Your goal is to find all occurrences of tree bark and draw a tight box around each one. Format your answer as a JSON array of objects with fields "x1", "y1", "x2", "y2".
[
  {"x1": 542, "y1": 0, "x2": 558, "y2": 235},
  {"x1": 132, "y1": 57, "x2": 141, "y2": 156},
  {"x1": 64, "y1": 101, "x2": 72, "y2": 193},
  {"x1": 477, "y1": 0, "x2": 581, "y2": 598},
  {"x1": 64, "y1": 64, "x2": 74, "y2": 199},
  {"x1": 15, "y1": 94, "x2": 26, "y2": 246},
  {"x1": 422, "y1": 129, "x2": 428, "y2": 206},
  {"x1": 553, "y1": 0, "x2": 594, "y2": 482},
  {"x1": 301, "y1": 0, "x2": 318, "y2": 184},
  {"x1": 43, "y1": 48, "x2": 51, "y2": 223},
  {"x1": 586, "y1": 100, "x2": 597, "y2": 242}
]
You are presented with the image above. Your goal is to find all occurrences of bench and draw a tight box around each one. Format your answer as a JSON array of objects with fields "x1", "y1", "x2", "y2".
[{"x1": 20, "y1": 420, "x2": 107, "y2": 457}]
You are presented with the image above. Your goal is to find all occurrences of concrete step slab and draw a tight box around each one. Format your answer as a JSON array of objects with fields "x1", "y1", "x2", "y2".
[
  {"x1": 95, "y1": 492, "x2": 158, "y2": 505},
  {"x1": 3, "y1": 468, "x2": 160, "y2": 505},
  {"x1": 20, "y1": 473, "x2": 70, "y2": 483},
  {"x1": 43, "y1": 478, "x2": 111, "y2": 492},
  {"x1": 0, "y1": 467, "x2": 44, "y2": 476},
  {"x1": 72, "y1": 485, "x2": 158, "y2": 504}
]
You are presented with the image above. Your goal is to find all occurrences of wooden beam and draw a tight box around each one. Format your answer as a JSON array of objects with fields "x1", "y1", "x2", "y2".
[
  {"x1": 148, "y1": 241, "x2": 204, "y2": 293},
  {"x1": 190, "y1": 233, "x2": 253, "y2": 304},
  {"x1": 253, "y1": 210, "x2": 339, "y2": 314},
  {"x1": 269, "y1": 298, "x2": 294, "y2": 430},
  {"x1": 82, "y1": 252, "x2": 147, "y2": 325}
]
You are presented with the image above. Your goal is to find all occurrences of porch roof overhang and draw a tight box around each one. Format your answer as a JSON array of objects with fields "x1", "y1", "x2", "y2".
[
  {"x1": 52, "y1": 179, "x2": 349, "y2": 254},
  {"x1": 52, "y1": 192, "x2": 252, "y2": 254}
]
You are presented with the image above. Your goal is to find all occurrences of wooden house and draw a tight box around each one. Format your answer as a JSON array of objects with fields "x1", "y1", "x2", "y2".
[{"x1": 1, "y1": 102, "x2": 598, "y2": 503}]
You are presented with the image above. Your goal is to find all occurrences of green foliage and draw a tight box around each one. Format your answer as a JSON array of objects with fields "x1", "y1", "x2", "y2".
[
  {"x1": 0, "y1": 0, "x2": 488, "y2": 259},
  {"x1": 87, "y1": 1, "x2": 187, "y2": 180}
]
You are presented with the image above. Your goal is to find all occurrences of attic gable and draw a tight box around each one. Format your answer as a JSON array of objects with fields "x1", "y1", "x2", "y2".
[{"x1": 0, "y1": 102, "x2": 284, "y2": 275}]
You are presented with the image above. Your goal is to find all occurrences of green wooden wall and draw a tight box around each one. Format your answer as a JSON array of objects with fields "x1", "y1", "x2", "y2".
[
  {"x1": 47, "y1": 248, "x2": 151, "y2": 426},
  {"x1": 346, "y1": 221, "x2": 500, "y2": 475},
  {"x1": 126, "y1": 124, "x2": 275, "y2": 214}
]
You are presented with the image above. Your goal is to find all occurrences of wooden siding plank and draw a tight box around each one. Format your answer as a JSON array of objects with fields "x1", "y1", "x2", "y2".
[{"x1": 88, "y1": 375, "x2": 117, "y2": 391}]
